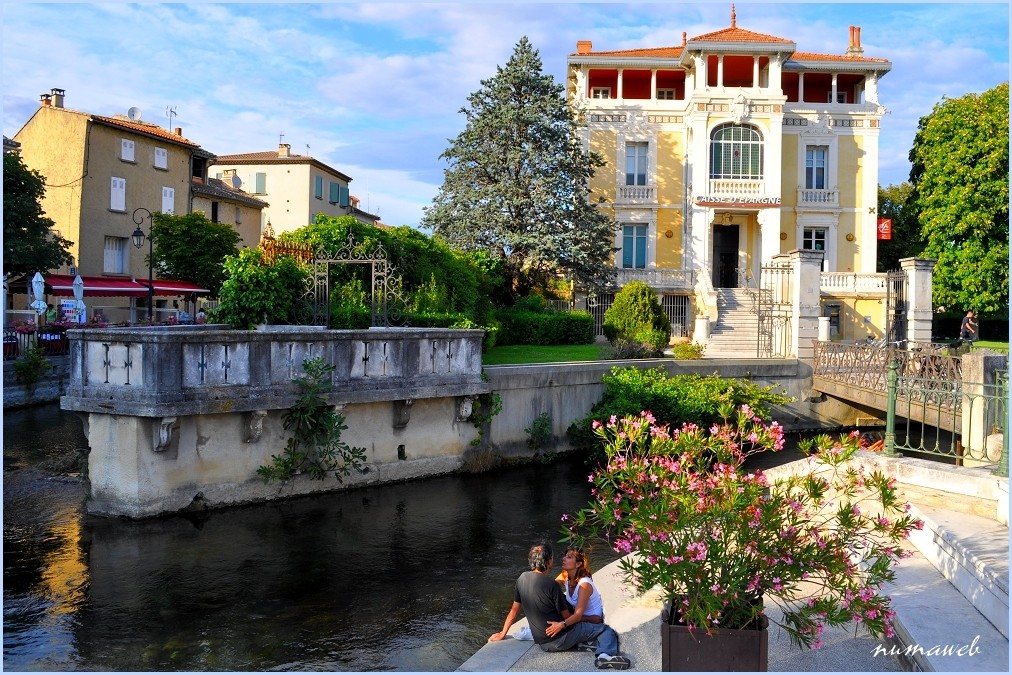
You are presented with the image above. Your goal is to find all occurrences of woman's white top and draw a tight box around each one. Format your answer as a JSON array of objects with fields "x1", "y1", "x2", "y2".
[{"x1": 564, "y1": 576, "x2": 604, "y2": 619}]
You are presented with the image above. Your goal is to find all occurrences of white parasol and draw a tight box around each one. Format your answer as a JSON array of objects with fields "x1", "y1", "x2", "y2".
[
  {"x1": 30, "y1": 272, "x2": 47, "y2": 315},
  {"x1": 73, "y1": 274, "x2": 86, "y2": 322}
]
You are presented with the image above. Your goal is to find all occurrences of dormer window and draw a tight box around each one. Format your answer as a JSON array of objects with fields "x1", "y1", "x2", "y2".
[{"x1": 591, "y1": 87, "x2": 611, "y2": 99}]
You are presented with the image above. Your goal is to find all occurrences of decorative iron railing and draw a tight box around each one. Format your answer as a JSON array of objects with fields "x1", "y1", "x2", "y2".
[{"x1": 3, "y1": 327, "x2": 70, "y2": 360}]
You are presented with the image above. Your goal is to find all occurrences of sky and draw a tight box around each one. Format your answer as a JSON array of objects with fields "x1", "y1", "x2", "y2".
[{"x1": 3, "y1": 1, "x2": 1009, "y2": 229}]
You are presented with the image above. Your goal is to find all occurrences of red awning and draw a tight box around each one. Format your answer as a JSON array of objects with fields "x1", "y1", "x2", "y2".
[{"x1": 42, "y1": 275, "x2": 210, "y2": 297}]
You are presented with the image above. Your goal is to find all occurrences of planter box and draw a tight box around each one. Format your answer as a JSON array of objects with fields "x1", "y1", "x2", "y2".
[{"x1": 661, "y1": 605, "x2": 768, "y2": 672}]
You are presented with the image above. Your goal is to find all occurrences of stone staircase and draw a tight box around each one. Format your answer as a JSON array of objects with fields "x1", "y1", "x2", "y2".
[
  {"x1": 881, "y1": 472, "x2": 1009, "y2": 672},
  {"x1": 705, "y1": 288, "x2": 764, "y2": 358}
]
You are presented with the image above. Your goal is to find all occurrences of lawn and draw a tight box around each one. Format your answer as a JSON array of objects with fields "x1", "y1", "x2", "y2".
[
  {"x1": 482, "y1": 343, "x2": 608, "y2": 365},
  {"x1": 973, "y1": 340, "x2": 1009, "y2": 354}
]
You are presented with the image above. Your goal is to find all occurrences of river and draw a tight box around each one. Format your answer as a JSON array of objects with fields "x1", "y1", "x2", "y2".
[{"x1": 3, "y1": 403, "x2": 810, "y2": 671}]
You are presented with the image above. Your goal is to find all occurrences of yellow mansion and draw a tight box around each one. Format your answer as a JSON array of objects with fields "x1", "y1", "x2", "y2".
[{"x1": 570, "y1": 10, "x2": 893, "y2": 347}]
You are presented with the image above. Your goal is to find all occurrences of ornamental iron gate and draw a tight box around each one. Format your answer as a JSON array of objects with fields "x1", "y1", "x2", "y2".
[
  {"x1": 885, "y1": 270, "x2": 907, "y2": 346},
  {"x1": 756, "y1": 263, "x2": 793, "y2": 358},
  {"x1": 307, "y1": 234, "x2": 407, "y2": 328}
]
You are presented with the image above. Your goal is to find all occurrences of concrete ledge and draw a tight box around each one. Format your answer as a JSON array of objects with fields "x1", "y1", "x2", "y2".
[
  {"x1": 885, "y1": 546, "x2": 1009, "y2": 672},
  {"x1": 907, "y1": 504, "x2": 1009, "y2": 638}
]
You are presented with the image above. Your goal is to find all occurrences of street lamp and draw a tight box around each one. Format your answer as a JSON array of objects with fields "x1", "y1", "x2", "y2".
[{"x1": 131, "y1": 207, "x2": 154, "y2": 321}]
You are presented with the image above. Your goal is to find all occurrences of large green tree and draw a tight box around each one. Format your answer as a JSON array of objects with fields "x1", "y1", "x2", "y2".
[
  {"x1": 422, "y1": 36, "x2": 616, "y2": 302},
  {"x1": 908, "y1": 83, "x2": 1009, "y2": 317},
  {"x1": 150, "y1": 211, "x2": 242, "y2": 297},
  {"x1": 875, "y1": 182, "x2": 921, "y2": 272},
  {"x1": 3, "y1": 152, "x2": 74, "y2": 276}
]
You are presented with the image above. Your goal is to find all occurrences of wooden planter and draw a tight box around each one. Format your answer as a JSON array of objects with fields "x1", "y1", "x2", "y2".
[{"x1": 661, "y1": 604, "x2": 769, "y2": 672}]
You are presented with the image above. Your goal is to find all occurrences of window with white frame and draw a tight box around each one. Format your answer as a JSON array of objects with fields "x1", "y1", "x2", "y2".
[
  {"x1": 656, "y1": 89, "x2": 676, "y2": 100},
  {"x1": 161, "y1": 187, "x2": 175, "y2": 214},
  {"x1": 625, "y1": 142, "x2": 648, "y2": 186},
  {"x1": 154, "y1": 147, "x2": 168, "y2": 169},
  {"x1": 591, "y1": 87, "x2": 611, "y2": 99},
  {"x1": 314, "y1": 175, "x2": 324, "y2": 199},
  {"x1": 110, "y1": 177, "x2": 126, "y2": 211},
  {"x1": 120, "y1": 139, "x2": 135, "y2": 162},
  {"x1": 103, "y1": 236, "x2": 127, "y2": 274},
  {"x1": 709, "y1": 124, "x2": 763, "y2": 180},
  {"x1": 621, "y1": 224, "x2": 648, "y2": 269},
  {"x1": 805, "y1": 146, "x2": 827, "y2": 190},
  {"x1": 802, "y1": 227, "x2": 827, "y2": 251}
]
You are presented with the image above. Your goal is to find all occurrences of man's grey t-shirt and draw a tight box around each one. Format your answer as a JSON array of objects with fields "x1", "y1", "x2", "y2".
[{"x1": 515, "y1": 570, "x2": 571, "y2": 644}]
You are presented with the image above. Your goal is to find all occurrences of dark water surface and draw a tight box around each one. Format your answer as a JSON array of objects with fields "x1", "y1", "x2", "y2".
[{"x1": 4, "y1": 404, "x2": 626, "y2": 671}]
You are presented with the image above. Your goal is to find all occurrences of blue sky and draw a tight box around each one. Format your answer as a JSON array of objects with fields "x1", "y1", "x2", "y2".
[{"x1": 3, "y1": 1, "x2": 1008, "y2": 228}]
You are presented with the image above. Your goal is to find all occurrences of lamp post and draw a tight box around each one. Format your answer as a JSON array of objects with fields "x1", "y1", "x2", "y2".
[{"x1": 131, "y1": 207, "x2": 154, "y2": 321}]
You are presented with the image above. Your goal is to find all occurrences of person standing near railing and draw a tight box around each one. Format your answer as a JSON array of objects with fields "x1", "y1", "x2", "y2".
[{"x1": 959, "y1": 310, "x2": 977, "y2": 342}]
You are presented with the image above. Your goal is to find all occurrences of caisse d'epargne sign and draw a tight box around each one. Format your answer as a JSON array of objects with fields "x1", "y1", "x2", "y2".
[{"x1": 695, "y1": 195, "x2": 782, "y2": 208}]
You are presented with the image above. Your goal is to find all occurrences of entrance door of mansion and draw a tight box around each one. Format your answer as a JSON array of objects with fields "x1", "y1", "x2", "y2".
[{"x1": 712, "y1": 224, "x2": 740, "y2": 288}]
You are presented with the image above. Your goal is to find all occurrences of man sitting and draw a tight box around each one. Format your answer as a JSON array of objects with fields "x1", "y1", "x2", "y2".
[{"x1": 488, "y1": 541, "x2": 631, "y2": 670}]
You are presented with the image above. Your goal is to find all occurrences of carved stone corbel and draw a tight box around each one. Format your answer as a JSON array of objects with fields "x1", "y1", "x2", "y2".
[
  {"x1": 456, "y1": 396, "x2": 475, "y2": 422},
  {"x1": 245, "y1": 409, "x2": 268, "y2": 443},
  {"x1": 154, "y1": 416, "x2": 178, "y2": 452},
  {"x1": 393, "y1": 399, "x2": 414, "y2": 429}
]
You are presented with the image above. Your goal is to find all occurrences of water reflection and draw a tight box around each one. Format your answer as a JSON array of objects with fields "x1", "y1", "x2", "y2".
[{"x1": 3, "y1": 405, "x2": 618, "y2": 671}]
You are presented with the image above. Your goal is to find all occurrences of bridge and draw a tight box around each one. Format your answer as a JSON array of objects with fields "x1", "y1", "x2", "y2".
[{"x1": 812, "y1": 341, "x2": 1008, "y2": 472}]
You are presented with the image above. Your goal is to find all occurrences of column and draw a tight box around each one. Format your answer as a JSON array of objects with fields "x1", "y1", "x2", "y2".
[
  {"x1": 617, "y1": 69, "x2": 624, "y2": 99},
  {"x1": 752, "y1": 56, "x2": 759, "y2": 88},
  {"x1": 798, "y1": 73, "x2": 805, "y2": 103},
  {"x1": 775, "y1": 249, "x2": 823, "y2": 359},
  {"x1": 717, "y1": 56, "x2": 724, "y2": 88},
  {"x1": 831, "y1": 73, "x2": 838, "y2": 103},
  {"x1": 900, "y1": 257, "x2": 935, "y2": 347},
  {"x1": 651, "y1": 70, "x2": 657, "y2": 99}
]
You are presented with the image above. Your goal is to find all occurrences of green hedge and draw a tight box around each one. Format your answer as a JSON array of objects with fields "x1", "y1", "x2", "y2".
[
  {"x1": 494, "y1": 309, "x2": 595, "y2": 346},
  {"x1": 567, "y1": 367, "x2": 792, "y2": 460}
]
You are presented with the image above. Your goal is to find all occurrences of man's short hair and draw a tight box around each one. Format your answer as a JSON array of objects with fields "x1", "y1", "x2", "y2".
[{"x1": 528, "y1": 542, "x2": 553, "y2": 571}]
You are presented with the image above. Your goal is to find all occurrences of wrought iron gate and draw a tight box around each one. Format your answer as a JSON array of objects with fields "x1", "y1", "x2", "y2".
[
  {"x1": 308, "y1": 234, "x2": 406, "y2": 327},
  {"x1": 756, "y1": 263, "x2": 793, "y2": 357},
  {"x1": 585, "y1": 292, "x2": 615, "y2": 337},
  {"x1": 886, "y1": 270, "x2": 907, "y2": 345}
]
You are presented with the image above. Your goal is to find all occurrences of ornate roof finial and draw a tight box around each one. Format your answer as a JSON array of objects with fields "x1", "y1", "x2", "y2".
[{"x1": 731, "y1": 4, "x2": 737, "y2": 27}]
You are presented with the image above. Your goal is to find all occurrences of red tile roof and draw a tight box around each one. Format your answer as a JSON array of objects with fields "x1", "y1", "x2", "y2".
[
  {"x1": 572, "y1": 46, "x2": 684, "y2": 58},
  {"x1": 214, "y1": 150, "x2": 313, "y2": 162},
  {"x1": 91, "y1": 114, "x2": 200, "y2": 147},
  {"x1": 791, "y1": 51, "x2": 890, "y2": 64},
  {"x1": 688, "y1": 25, "x2": 793, "y2": 44}
]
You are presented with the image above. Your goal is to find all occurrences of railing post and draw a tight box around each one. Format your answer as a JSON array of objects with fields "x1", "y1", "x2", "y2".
[
  {"x1": 997, "y1": 370, "x2": 1008, "y2": 478},
  {"x1": 883, "y1": 358, "x2": 900, "y2": 457}
]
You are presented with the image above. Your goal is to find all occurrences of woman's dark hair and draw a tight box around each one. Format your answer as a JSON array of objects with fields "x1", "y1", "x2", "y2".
[{"x1": 528, "y1": 542, "x2": 553, "y2": 572}]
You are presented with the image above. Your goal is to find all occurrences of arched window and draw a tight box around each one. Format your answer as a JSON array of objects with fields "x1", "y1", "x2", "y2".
[{"x1": 709, "y1": 124, "x2": 764, "y2": 180}]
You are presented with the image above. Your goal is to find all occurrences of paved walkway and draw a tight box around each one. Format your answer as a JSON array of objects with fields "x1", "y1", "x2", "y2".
[{"x1": 458, "y1": 454, "x2": 1009, "y2": 673}]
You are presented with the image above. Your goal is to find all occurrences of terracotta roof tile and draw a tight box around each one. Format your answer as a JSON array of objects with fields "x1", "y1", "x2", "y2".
[
  {"x1": 91, "y1": 114, "x2": 200, "y2": 147},
  {"x1": 689, "y1": 26, "x2": 793, "y2": 44},
  {"x1": 572, "y1": 46, "x2": 684, "y2": 58},
  {"x1": 214, "y1": 150, "x2": 312, "y2": 162},
  {"x1": 191, "y1": 176, "x2": 269, "y2": 208},
  {"x1": 791, "y1": 51, "x2": 890, "y2": 64}
]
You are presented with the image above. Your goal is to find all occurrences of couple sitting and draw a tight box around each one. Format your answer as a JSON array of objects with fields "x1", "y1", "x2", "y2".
[{"x1": 487, "y1": 542, "x2": 631, "y2": 670}]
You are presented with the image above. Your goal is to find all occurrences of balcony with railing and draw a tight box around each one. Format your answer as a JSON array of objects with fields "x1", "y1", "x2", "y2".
[
  {"x1": 615, "y1": 185, "x2": 656, "y2": 204},
  {"x1": 797, "y1": 188, "x2": 840, "y2": 208},
  {"x1": 708, "y1": 179, "x2": 764, "y2": 196},
  {"x1": 820, "y1": 272, "x2": 887, "y2": 294},
  {"x1": 615, "y1": 267, "x2": 695, "y2": 291}
]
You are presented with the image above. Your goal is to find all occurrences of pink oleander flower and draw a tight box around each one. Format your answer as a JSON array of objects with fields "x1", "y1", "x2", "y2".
[{"x1": 562, "y1": 405, "x2": 917, "y2": 651}]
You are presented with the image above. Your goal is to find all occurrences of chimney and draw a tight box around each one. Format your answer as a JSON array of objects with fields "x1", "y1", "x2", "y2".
[
  {"x1": 846, "y1": 25, "x2": 864, "y2": 55},
  {"x1": 278, "y1": 143, "x2": 291, "y2": 157},
  {"x1": 40, "y1": 93, "x2": 52, "y2": 107},
  {"x1": 50, "y1": 88, "x2": 65, "y2": 108},
  {"x1": 174, "y1": 127, "x2": 183, "y2": 136},
  {"x1": 576, "y1": 40, "x2": 592, "y2": 55},
  {"x1": 682, "y1": 32, "x2": 687, "y2": 47}
]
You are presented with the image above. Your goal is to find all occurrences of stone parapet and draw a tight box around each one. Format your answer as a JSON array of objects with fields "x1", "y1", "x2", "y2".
[{"x1": 61, "y1": 325, "x2": 489, "y2": 416}]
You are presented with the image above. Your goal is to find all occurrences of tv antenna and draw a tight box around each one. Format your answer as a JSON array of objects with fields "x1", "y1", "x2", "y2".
[{"x1": 166, "y1": 106, "x2": 177, "y2": 129}]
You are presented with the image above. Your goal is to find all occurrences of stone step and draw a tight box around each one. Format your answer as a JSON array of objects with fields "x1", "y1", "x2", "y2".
[
  {"x1": 884, "y1": 541, "x2": 1008, "y2": 672},
  {"x1": 906, "y1": 503, "x2": 1009, "y2": 638}
]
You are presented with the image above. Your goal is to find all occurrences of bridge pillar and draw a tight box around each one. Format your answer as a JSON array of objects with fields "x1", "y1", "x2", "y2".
[
  {"x1": 900, "y1": 257, "x2": 935, "y2": 347},
  {"x1": 774, "y1": 249, "x2": 824, "y2": 359},
  {"x1": 960, "y1": 351, "x2": 1009, "y2": 469}
]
